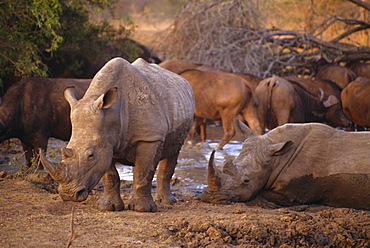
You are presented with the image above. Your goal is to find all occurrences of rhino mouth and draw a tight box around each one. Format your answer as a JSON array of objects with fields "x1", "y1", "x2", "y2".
[
  {"x1": 59, "y1": 185, "x2": 89, "y2": 202},
  {"x1": 200, "y1": 188, "x2": 240, "y2": 204}
]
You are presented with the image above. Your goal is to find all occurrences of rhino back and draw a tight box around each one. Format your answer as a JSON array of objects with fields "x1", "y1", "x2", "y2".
[
  {"x1": 82, "y1": 58, "x2": 194, "y2": 146},
  {"x1": 266, "y1": 123, "x2": 370, "y2": 208}
]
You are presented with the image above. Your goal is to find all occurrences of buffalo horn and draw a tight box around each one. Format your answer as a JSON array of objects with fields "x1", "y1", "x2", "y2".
[
  {"x1": 207, "y1": 150, "x2": 222, "y2": 191},
  {"x1": 318, "y1": 88, "x2": 324, "y2": 102},
  {"x1": 39, "y1": 150, "x2": 67, "y2": 182}
]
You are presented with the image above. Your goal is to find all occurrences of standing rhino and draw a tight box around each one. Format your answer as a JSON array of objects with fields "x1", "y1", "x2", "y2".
[
  {"x1": 40, "y1": 58, "x2": 195, "y2": 212},
  {"x1": 0, "y1": 77, "x2": 90, "y2": 168},
  {"x1": 201, "y1": 118, "x2": 370, "y2": 210}
]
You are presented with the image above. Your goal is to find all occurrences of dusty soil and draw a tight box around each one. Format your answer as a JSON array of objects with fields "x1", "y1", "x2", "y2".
[{"x1": 1, "y1": 140, "x2": 370, "y2": 248}]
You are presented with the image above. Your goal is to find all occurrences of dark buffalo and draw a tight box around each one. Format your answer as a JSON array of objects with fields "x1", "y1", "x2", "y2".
[
  {"x1": 255, "y1": 76, "x2": 350, "y2": 131},
  {"x1": 0, "y1": 77, "x2": 90, "y2": 168},
  {"x1": 201, "y1": 118, "x2": 370, "y2": 210},
  {"x1": 313, "y1": 57, "x2": 356, "y2": 89},
  {"x1": 179, "y1": 69, "x2": 263, "y2": 150},
  {"x1": 347, "y1": 61, "x2": 370, "y2": 79},
  {"x1": 283, "y1": 76, "x2": 342, "y2": 101},
  {"x1": 341, "y1": 77, "x2": 370, "y2": 127}
]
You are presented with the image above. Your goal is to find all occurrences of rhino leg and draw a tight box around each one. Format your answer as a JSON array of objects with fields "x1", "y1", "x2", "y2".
[
  {"x1": 96, "y1": 159, "x2": 124, "y2": 211},
  {"x1": 128, "y1": 141, "x2": 163, "y2": 212},
  {"x1": 155, "y1": 152, "x2": 179, "y2": 205}
]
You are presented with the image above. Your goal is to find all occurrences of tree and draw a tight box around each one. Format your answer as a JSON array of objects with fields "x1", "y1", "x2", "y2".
[
  {"x1": 0, "y1": 0, "x2": 63, "y2": 93},
  {"x1": 156, "y1": 0, "x2": 370, "y2": 78},
  {"x1": 0, "y1": 0, "x2": 134, "y2": 95}
]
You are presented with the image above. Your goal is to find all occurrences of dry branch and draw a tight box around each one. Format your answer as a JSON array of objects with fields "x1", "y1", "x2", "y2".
[{"x1": 154, "y1": 0, "x2": 370, "y2": 78}]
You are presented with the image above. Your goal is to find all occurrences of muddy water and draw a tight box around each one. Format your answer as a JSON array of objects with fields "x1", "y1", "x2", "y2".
[
  {"x1": 0, "y1": 124, "x2": 246, "y2": 189},
  {"x1": 120, "y1": 124, "x2": 245, "y2": 189}
]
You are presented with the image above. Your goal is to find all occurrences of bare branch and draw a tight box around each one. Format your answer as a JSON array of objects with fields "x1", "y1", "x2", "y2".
[{"x1": 347, "y1": 0, "x2": 370, "y2": 11}]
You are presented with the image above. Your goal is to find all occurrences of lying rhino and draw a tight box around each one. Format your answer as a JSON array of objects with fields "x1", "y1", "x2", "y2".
[
  {"x1": 0, "y1": 77, "x2": 90, "y2": 168},
  {"x1": 40, "y1": 58, "x2": 195, "y2": 212},
  {"x1": 201, "y1": 118, "x2": 370, "y2": 210}
]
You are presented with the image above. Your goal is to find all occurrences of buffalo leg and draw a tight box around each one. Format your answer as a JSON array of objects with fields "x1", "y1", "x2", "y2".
[
  {"x1": 128, "y1": 141, "x2": 163, "y2": 212},
  {"x1": 21, "y1": 137, "x2": 48, "y2": 169},
  {"x1": 156, "y1": 152, "x2": 179, "y2": 204},
  {"x1": 96, "y1": 159, "x2": 124, "y2": 211},
  {"x1": 216, "y1": 113, "x2": 236, "y2": 150},
  {"x1": 240, "y1": 105, "x2": 264, "y2": 135}
]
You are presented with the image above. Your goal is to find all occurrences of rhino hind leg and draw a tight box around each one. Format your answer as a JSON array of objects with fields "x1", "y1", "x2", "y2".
[
  {"x1": 155, "y1": 153, "x2": 179, "y2": 205},
  {"x1": 128, "y1": 141, "x2": 163, "y2": 212},
  {"x1": 96, "y1": 160, "x2": 124, "y2": 211}
]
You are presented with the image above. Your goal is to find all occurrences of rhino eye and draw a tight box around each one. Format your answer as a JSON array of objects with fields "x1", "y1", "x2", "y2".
[
  {"x1": 87, "y1": 152, "x2": 94, "y2": 160},
  {"x1": 244, "y1": 179, "x2": 250, "y2": 184}
]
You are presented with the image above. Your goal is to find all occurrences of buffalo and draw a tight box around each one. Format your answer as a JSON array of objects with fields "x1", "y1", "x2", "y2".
[
  {"x1": 255, "y1": 76, "x2": 350, "y2": 131},
  {"x1": 201, "y1": 118, "x2": 370, "y2": 210},
  {"x1": 159, "y1": 58, "x2": 232, "y2": 74},
  {"x1": 179, "y1": 69, "x2": 263, "y2": 150},
  {"x1": 341, "y1": 77, "x2": 370, "y2": 127},
  {"x1": 0, "y1": 77, "x2": 90, "y2": 168},
  {"x1": 284, "y1": 76, "x2": 342, "y2": 101},
  {"x1": 313, "y1": 57, "x2": 356, "y2": 89},
  {"x1": 347, "y1": 61, "x2": 370, "y2": 79}
]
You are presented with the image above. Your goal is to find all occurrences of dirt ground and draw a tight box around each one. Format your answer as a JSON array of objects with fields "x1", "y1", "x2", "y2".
[{"x1": 1, "y1": 139, "x2": 370, "y2": 248}]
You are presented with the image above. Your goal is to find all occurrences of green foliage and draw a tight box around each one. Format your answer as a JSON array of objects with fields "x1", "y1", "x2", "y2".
[
  {"x1": 0, "y1": 0, "x2": 62, "y2": 89},
  {"x1": 0, "y1": 0, "x2": 134, "y2": 94}
]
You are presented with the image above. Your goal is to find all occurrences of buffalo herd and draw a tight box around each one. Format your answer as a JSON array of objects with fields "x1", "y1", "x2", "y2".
[{"x1": 1, "y1": 55, "x2": 370, "y2": 211}]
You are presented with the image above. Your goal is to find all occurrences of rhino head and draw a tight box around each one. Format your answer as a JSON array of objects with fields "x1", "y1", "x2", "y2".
[
  {"x1": 40, "y1": 59, "x2": 122, "y2": 202},
  {"x1": 200, "y1": 118, "x2": 293, "y2": 203}
]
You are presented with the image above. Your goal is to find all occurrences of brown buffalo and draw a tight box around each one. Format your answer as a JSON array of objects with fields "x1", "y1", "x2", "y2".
[
  {"x1": 179, "y1": 69, "x2": 263, "y2": 150},
  {"x1": 347, "y1": 61, "x2": 370, "y2": 79},
  {"x1": 159, "y1": 58, "x2": 232, "y2": 74},
  {"x1": 255, "y1": 76, "x2": 350, "y2": 131},
  {"x1": 284, "y1": 76, "x2": 342, "y2": 101},
  {"x1": 341, "y1": 77, "x2": 370, "y2": 127},
  {"x1": 234, "y1": 72, "x2": 261, "y2": 90},
  {"x1": 0, "y1": 77, "x2": 90, "y2": 168},
  {"x1": 313, "y1": 57, "x2": 356, "y2": 89}
]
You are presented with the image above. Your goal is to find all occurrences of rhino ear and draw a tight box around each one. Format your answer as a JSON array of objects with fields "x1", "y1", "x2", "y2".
[
  {"x1": 94, "y1": 87, "x2": 118, "y2": 110},
  {"x1": 268, "y1": 141, "x2": 293, "y2": 157},
  {"x1": 222, "y1": 159, "x2": 237, "y2": 176},
  {"x1": 64, "y1": 87, "x2": 78, "y2": 107},
  {"x1": 323, "y1": 95, "x2": 339, "y2": 108},
  {"x1": 233, "y1": 117, "x2": 256, "y2": 138}
]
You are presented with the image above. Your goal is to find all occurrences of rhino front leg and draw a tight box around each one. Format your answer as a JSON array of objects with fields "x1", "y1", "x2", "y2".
[
  {"x1": 128, "y1": 141, "x2": 162, "y2": 212},
  {"x1": 156, "y1": 152, "x2": 179, "y2": 205},
  {"x1": 96, "y1": 159, "x2": 124, "y2": 211}
]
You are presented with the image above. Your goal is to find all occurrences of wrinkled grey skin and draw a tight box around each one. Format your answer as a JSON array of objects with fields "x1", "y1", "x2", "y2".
[
  {"x1": 40, "y1": 58, "x2": 195, "y2": 212},
  {"x1": 201, "y1": 118, "x2": 370, "y2": 210}
]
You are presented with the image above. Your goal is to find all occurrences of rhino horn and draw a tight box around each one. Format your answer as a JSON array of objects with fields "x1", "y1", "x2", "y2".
[
  {"x1": 207, "y1": 150, "x2": 223, "y2": 191},
  {"x1": 39, "y1": 150, "x2": 68, "y2": 183},
  {"x1": 232, "y1": 117, "x2": 256, "y2": 138}
]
